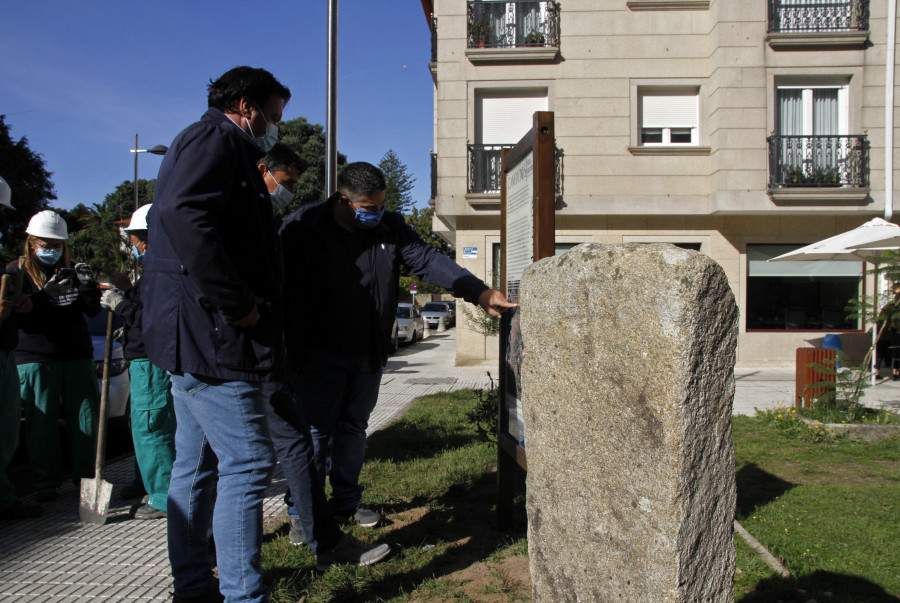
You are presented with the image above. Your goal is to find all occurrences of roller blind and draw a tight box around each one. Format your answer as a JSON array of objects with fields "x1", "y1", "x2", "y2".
[
  {"x1": 748, "y1": 245, "x2": 863, "y2": 277},
  {"x1": 479, "y1": 94, "x2": 548, "y2": 145},
  {"x1": 641, "y1": 93, "x2": 698, "y2": 128}
]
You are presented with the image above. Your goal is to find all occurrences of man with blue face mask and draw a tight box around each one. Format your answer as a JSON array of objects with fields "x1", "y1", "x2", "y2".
[
  {"x1": 103, "y1": 204, "x2": 176, "y2": 523},
  {"x1": 279, "y1": 162, "x2": 515, "y2": 533},
  {"x1": 255, "y1": 144, "x2": 391, "y2": 567}
]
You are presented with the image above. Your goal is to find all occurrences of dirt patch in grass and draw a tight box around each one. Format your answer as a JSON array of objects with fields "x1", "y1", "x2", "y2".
[{"x1": 403, "y1": 543, "x2": 531, "y2": 602}]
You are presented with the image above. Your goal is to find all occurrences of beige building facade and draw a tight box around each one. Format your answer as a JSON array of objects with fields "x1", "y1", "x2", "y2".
[{"x1": 422, "y1": 0, "x2": 899, "y2": 367}]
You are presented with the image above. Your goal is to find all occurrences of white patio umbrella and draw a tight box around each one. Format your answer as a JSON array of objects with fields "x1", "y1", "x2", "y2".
[
  {"x1": 768, "y1": 217, "x2": 900, "y2": 262},
  {"x1": 768, "y1": 217, "x2": 900, "y2": 384}
]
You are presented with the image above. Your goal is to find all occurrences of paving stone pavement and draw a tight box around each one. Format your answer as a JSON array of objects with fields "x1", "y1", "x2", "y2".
[
  {"x1": 2, "y1": 328, "x2": 897, "y2": 600},
  {"x1": 0, "y1": 330, "x2": 492, "y2": 601}
]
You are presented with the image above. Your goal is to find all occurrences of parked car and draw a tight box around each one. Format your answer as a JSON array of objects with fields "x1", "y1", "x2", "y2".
[
  {"x1": 421, "y1": 301, "x2": 454, "y2": 329},
  {"x1": 86, "y1": 310, "x2": 131, "y2": 421},
  {"x1": 396, "y1": 303, "x2": 425, "y2": 344},
  {"x1": 389, "y1": 317, "x2": 399, "y2": 353}
]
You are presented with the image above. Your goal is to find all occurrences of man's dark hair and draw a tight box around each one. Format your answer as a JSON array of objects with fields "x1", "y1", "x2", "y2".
[
  {"x1": 257, "y1": 142, "x2": 302, "y2": 173},
  {"x1": 207, "y1": 66, "x2": 291, "y2": 112},
  {"x1": 337, "y1": 162, "x2": 386, "y2": 198}
]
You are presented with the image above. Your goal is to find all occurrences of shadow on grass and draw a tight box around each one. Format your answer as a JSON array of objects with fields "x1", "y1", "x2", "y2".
[
  {"x1": 736, "y1": 462, "x2": 795, "y2": 518},
  {"x1": 364, "y1": 413, "x2": 482, "y2": 464},
  {"x1": 738, "y1": 570, "x2": 898, "y2": 602}
]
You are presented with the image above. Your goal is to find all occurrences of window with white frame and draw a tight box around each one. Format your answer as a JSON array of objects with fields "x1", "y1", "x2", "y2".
[
  {"x1": 776, "y1": 84, "x2": 848, "y2": 136},
  {"x1": 470, "y1": 90, "x2": 548, "y2": 193},
  {"x1": 639, "y1": 88, "x2": 699, "y2": 146},
  {"x1": 775, "y1": 81, "x2": 849, "y2": 182}
]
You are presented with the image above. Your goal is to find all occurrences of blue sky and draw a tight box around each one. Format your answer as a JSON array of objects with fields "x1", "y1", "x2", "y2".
[{"x1": 1, "y1": 1, "x2": 434, "y2": 210}]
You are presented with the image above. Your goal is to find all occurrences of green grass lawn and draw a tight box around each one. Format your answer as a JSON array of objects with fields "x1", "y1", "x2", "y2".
[
  {"x1": 261, "y1": 391, "x2": 900, "y2": 602},
  {"x1": 733, "y1": 413, "x2": 900, "y2": 602}
]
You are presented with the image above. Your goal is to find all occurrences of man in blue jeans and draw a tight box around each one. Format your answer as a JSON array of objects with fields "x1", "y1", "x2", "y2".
[
  {"x1": 144, "y1": 68, "x2": 385, "y2": 603},
  {"x1": 279, "y1": 162, "x2": 514, "y2": 539}
]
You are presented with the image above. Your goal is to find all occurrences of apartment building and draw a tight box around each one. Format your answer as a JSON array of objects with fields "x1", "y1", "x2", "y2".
[{"x1": 421, "y1": 0, "x2": 898, "y2": 367}]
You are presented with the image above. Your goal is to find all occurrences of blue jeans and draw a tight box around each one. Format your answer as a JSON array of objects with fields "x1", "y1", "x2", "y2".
[
  {"x1": 293, "y1": 352, "x2": 383, "y2": 512},
  {"x1": 167, "y1": 373, "x2": 275, "y2": 602},
  {"x1": 261, "y1": 380, "x2": 342, "y2": 555}
]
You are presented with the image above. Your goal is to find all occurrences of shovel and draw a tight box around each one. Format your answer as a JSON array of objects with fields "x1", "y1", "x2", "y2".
[{"x1": 79, "y1": 309, "x2": 115, "y2": 524}]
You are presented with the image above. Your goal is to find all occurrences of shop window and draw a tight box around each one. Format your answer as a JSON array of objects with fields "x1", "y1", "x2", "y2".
[{"x1": 746, "y1": 244, "x2": 862, "y2": 331}]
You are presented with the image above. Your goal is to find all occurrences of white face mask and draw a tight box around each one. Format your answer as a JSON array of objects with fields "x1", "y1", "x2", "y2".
[
  {"x1": 247, "y1": 105, "x2": 278, "y2": 153},
  {"x1": 266, "y1": 171, "x2": 293, "y2": 210}
]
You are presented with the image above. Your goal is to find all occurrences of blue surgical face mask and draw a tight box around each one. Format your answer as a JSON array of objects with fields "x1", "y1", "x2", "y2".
[
  {"x1": 265, "y1": 171, "x2": 293, "y2": 210},
  {"x1": 353, "y1": 206, "x2": 385, "y2": 229},
  {"x1": 132, "y1": 245, "x2": 145, "y2": 262},
  {"x1": 35, "y1": 247, "x2": 63, "y2": 265},
  {"x1": 248, "y1": 105, "x2": 278, "y2": 153}
]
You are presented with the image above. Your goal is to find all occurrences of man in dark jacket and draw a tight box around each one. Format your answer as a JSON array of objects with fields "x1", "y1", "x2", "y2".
[
  {"x1": 142, "y1": 66, "x2": 290, "y2": 603},
  {"x1": 279, "y1": 162, "x2": 513, "y2": 529}
]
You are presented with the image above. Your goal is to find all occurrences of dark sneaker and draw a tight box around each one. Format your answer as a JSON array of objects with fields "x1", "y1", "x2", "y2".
[
  {"x1": 36, "y1": 488, "x2": 57, "y2": 502},
  {"x1": 0, "y1": 500, "x2": 43, "y2": 520},
  {"x1": 335, "y1": 504, "x2": 383, "y2": 527},
  {"x1": 289, "y1": 518, "x2": 308, "y2": 546},
  {"x1": 120, "y1": 484, "x2": 146, "y2": 499},
  {"x1": 353, "y1": 506, "x2": 382, "y2": 527},
  {"x1": 134, "y1": 503, "x2": 166, "y2": 520},
  {"x1": 172, "y1": 589, "x2": 224, "y2": 603},
  {"x1": 315, "y1": 535, "x2": 391, "y2": 571}
]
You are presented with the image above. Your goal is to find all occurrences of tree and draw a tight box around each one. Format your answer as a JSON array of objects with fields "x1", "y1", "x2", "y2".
[
  {"x1": 0, "y1": 115, "x2": 56, "y2": 263},
  {"x1": 379, "y1": 149, "x2": 415, "y2": 214},
  {"x1": 65, "y1": 180, "x2": 155, "y2": 277},
  {"x1": 405, "y1": 205, "x2": 454, "y2": 259},
  {"x1": 277, "y1": 117, "x2": 346, "y2": 220}
]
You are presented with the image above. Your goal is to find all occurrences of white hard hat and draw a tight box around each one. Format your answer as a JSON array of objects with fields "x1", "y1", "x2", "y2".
[
  {"x1": 26, "y1": 210, "x2": 68, "y2": 240},
  {"x1": 0, "y1": 176, "x2": 12, "y2": 209},
  {"x1": 124, "y1": 204, "x2": 152, "y2": 231}
]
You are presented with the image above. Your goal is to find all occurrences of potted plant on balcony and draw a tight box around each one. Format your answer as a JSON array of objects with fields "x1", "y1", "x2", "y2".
[
  {"x1": 523, "y1": 31, "x2": 545, "y2": 46},
  {"x1": 470, "y1": 20, "x2": 490, "y2": 48}
]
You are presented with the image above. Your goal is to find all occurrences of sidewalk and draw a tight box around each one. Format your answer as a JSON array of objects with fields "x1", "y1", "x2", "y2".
[
  {"x1": 1, "y1": 331, "x2": 897, "y2": 600},
  {"x1": 0, "y1": 330, "x2": 492, "y2": 602}
]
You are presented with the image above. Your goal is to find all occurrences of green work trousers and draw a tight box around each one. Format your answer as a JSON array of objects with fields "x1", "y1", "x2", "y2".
[
  {"x1": 129, "y1": 359, "x2": 175, "y2": 512},
  {"x1": 0, "y1": 351, "x2": 22, "y2": 510},
  {"x1": 18, "y1": 359, "x2": 98, "y2": 491}
]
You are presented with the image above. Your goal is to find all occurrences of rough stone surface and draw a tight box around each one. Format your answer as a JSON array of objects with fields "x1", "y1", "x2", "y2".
[{"x1": 521, "y1": 243, "x2": 738, "y2": 602}]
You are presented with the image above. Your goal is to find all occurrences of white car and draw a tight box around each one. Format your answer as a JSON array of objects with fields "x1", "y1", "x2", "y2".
[{"x1": 86, "y1": 311, "x2": 131, "y2": 421}]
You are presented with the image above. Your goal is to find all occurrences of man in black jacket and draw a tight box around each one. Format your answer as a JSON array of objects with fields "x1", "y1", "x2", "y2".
[
  {"x1": 280, "y1": 162, "x2": 513, "y2": 529},
  {"x1": 143, "y1": 66, "x2": 289, "y2": 603}
]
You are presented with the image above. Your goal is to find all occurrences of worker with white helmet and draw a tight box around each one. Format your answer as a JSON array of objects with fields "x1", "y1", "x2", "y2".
[
  {"x1": 0, "y1": 179, "x2": 42, "y2": 520},
  {"x1": 12, "y1": 210, "x2": 101, "y2": 503},
  {"x1": 101, "y1": 204, "x2": 175, "y2": 520}
]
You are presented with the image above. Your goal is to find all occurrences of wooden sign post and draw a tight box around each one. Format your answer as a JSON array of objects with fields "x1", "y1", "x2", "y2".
[{"x1": 497, "y1": 111, "x2": 555, "y2": 530}]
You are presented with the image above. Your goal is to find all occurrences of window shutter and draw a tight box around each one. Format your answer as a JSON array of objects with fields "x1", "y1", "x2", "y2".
[
  {"x1": 479, "y1": 94, "x2": 548, "y2": 145},
  {"x1": 641, "y1": 94, "x2": 698, "y2": 128}
]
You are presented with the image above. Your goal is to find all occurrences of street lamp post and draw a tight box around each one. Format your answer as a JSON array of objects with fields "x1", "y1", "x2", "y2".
[
  {"x1": 128, "y1": 134, "x2": 167, "y2": 278},
  {"x1": 130, "y1": 134, "x2": 168, "y2": 211}
]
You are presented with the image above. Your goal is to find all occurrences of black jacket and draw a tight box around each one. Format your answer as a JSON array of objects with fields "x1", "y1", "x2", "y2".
[
  {"x1": 115, "y1": 276, "x2": 147, "y2": 360},
  {"x1": 10, "y1": 264, "x2": 101, "y2": 364},
  {"x1": 279, "y1": 195, "x2": 489, "y2": 370},
  {"x1": 143, "y1": 108, "x2": 284, "y2": 381}
]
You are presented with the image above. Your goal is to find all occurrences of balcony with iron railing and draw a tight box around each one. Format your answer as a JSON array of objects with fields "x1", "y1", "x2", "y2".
[
  {"x1": 468, "y1": 144, "x2": 513, "y2": 195},
  {"x1": 767, "y1": 134, "x2": 870, "y2": 202},
  {"x1": 466, "y1": 144, "x2": 563, "y2": 206},
  {"x1": 430, "y1": 151, "x2": 438, "y2": 201},
  {"x1": 466, "y1": 1, "x2": 560, "y2": 62},
  {"x1": 767, "y1": 0, "x2": 869, "y2": 48}
]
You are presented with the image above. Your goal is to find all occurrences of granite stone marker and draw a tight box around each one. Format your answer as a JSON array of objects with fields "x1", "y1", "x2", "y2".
[{"x1": 521, "y1": 243, "x2": 738, "y2": 602}]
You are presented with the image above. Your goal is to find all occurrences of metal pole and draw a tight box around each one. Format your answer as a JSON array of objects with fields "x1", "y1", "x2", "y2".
[
  {"x1": 133, "y1": 134, "x2": 139, "y2": 211},
  {"x1": 325, "y1": 0, "x2": 339, "y2": 197}
]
